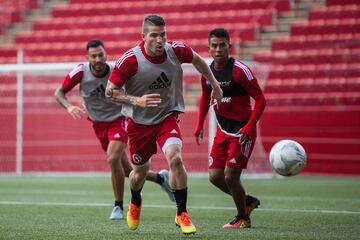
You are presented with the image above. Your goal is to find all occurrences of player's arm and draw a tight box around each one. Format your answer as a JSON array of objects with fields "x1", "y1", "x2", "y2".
[
  {"x1": 106, "y1": 51, "x2": 162, "y2": 107},
  {"x1": 54, "y1": 68, "x2": 86, "y2": 120},
  {"x1": 191, "y1": 51, "x2": 223, "y2": 108},
  {"x1": 105, "y1": 81, "x2": 161, "y2": 107},
  {"x1": 54, "y1": 87, "x2": 86, "y2": 120},
  {"x1": 240, "y1": 78, "x2": 266, "y2": 144},
  {"x1": 194, "y1": 77, "x2": 211, "y2": 145}
]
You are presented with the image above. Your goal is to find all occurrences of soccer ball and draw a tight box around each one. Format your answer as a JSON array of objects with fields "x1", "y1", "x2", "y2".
[{"x1": 269, "y1": 140, "x2": 307, "y2": 176}]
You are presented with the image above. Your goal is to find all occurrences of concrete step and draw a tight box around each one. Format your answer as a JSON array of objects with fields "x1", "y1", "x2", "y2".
[
  {"x1": 250, "y1": 0, "x2": 327, "y2": 58},
  {"x1": 1, "y1": 0, "x2": 68, "y2": 45}
]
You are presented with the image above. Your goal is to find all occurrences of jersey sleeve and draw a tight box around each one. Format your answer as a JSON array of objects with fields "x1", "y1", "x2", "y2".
[
  {"x1": 170, "y1": 41, "x2": 194, "y2": 64},
  {"x1": 108, "y1": 50, "x2": 138, "y2": 87},
  {"x1": 233, "y1": 63, "x2": 263, "y2": 100},
  {"x1": 194, "y1": 76, "x2": 211, "y2": 136},
  {"x1": 61, "y1": 64, "x2": 84, "y2": 93},
  {"x1": 233, "y1": 61, "x2": 266, "y2": 139}
]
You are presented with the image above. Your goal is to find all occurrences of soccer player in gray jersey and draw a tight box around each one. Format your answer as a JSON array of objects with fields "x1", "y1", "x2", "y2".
[
  {"x1": 54, "y1": 39, "x2": 175, "y2": 221},
  {"x1": 106, "y1": 14, "x2": 223, "y2": 235}
]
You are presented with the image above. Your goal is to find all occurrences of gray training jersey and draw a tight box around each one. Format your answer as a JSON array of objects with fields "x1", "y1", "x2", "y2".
[
  {"x1": 121, "y1": 43, "x2": 184, "y2": 125},
  {"x1": 79, "y1": 63, "x2": 123, "y2": 122}
]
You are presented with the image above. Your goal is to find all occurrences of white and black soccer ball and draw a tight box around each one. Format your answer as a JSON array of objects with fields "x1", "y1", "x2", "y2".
[{"x1": 269, "y1": 140, "x2": 307, "y2": 176}]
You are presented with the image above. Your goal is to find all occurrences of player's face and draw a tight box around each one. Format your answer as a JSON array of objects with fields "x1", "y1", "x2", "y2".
[
  {"x1": 209, "y1": 37, "x2": 230, "y2": 66},
  {"x1": 143, "y1": 25, "x2": 166, "y2": 57},
  {"x1": 86, "y1": 46, "x2": 107, "y2": 75}
]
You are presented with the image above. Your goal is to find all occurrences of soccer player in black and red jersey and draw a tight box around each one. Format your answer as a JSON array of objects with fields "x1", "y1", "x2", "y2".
[
  {"x1": 194, "y1": 28, "x2": 266, "y2": 228},
  {"x1": 106, "y1": 14, "x2": 223, "y2": 235}
]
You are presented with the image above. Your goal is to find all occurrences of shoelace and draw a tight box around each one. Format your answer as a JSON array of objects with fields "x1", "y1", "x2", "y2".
[
  {"x1": 130, "y1": 206, "x2": 140, "y2": 218},
  {"x1": 180, "y1": 214, "x2": 192, "y2": 226}
]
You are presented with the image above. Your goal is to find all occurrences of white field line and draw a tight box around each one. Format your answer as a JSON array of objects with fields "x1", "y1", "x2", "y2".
[
  {"x1": 0, "y1": 200, "x2": 359, "y2": 215},
  {"x1": 0, "y1": 188, "x2": 359, "y2": 203}
]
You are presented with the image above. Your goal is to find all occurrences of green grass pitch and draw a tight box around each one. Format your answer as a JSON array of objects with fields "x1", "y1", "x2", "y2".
[{"x1": 0, "y1": 175, "x2": 359, "y2": 239}]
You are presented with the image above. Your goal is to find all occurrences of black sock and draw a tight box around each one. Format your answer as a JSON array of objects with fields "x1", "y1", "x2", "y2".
[
  {"x1": 236, "y1": 214, "x2": 250, "y2": 221},
  {"x1": 155, "y1": 173, "x2": 164, "y2": 185},
  {"x1": 130, "y1": 187, "x2": 142, "y2": 207},
  {"x1": 114, "y1": 201, "x2": 123, "y2": 211},
  {"x1": 174, "y1": 187, "x2": 187, "y2": 215}
]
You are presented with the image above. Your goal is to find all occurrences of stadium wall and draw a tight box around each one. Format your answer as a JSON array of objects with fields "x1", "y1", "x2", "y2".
[{"x1": 0, "y1": 61, "x2": 359, "y2": 176}]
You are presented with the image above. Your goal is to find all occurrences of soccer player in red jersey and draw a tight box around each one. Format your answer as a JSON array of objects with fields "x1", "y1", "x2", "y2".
[
  {"x1": 54, "y1": 39, "x2": 174, "y2": 221},
  {"x1": 106, "y1": 14, "x2": 223, "y2": 235},
  {"x1": 194, "y1": 28, "x2": 266, "y2": 228}
]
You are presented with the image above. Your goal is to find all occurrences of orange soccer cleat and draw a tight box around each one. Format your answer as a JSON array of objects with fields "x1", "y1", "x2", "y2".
[
  {"x1": 223, "y1": 216, "x2": 251, "y2": 229},
  {"x1": 175, "y1": 212, "x2": 196, "y2": 235},
  {"x1": 126, "y1": 201, "x2": 142, "y2": 230}
]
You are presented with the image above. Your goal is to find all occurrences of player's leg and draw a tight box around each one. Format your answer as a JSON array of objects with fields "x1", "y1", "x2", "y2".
[
  {"x1": 209, "y1": 128, "x2": 259, "y2": 220},
  {"x1": 129, "y1": 162, "x2": 149, "y2": 197},
  {"x1": 105, "y1": 117, "x2": 129, "y2": 220},
  {"x1": 208, "y1": 134, "x2": 230, "y2": 194},
  {"x1": 147, "y1": 169, "x2": 175, "y2": 202},
  {"x1": 165, "y1": 144, "x2": 196, "y2": 234},
  {"x1": 120, "y1": 151, "x2": 132, "y2": 177},
  {"x1": 92, "y1": 119, "x2": 127, "y2": 220},
  {"x1": 107, "y1": 140, "x2": 127, "y2": 220},
  {"x1": 209, "y1": 168, "x2": 230, "y2": 193},
  {"x1": 223, "y1": 134, "x2": 257, "y2": 229},
  {"x1": 126, "y1": 119, "x2": 156, "y2": 230},
  {"x1": 165, "y1": 144, "x2": 187, "y2": 189},
  {"x1": 239, "y1": 127, "x2": 260, "y2": 216},
  {"x1": 158, "y1": 113, "x2": 196, "y2": 235},
  {"x1": 121, "y1": 151, "x2": 174, "y2": 202},
  {"x1": 222, "y1": 166, "x2": 251, "y2": 228},
  {"x1": 209, "y1": 168, "x2": 259, "y2": 218},
  {"x1": 127, "y1": 162, "x2": 149, "y2": 230}
]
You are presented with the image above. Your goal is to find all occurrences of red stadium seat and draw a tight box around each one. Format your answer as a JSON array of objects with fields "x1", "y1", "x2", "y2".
[{"x1": 326, "y1": 0, "x2": 359, "y2": 6}]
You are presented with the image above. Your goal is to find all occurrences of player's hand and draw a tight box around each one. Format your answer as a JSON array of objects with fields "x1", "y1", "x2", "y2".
[
  {"x1": 67, "y1": 105, "x2": 86, "y2": 119},
  {"x1": 137, "y1": 93, "x2": 162, "y2": 107},
  {"x1": 210, "y1": 85, "x2": 223, "y2": 109},
  {"x1": 239, "y1": 132, "x2": 250, "y2": 145},
  {"x1": 195, "y1": 129, "x2": 204, "y2": 145}
]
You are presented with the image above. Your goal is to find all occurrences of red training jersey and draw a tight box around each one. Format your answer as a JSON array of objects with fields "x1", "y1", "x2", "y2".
[
  {"x1": 195, "y1": 57, "x2": 266, "y2": 139},
  {"x1": 109, "y1": 41, "x2": 193, "y2": 87}
]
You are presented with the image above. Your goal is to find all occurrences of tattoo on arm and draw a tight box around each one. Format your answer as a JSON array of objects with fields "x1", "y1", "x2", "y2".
[
  {"x1": 105, "y1": 88, "x2": 113, "y2": 98},
  {"x1": 54, "y1": 87, "x2": 70, "y2": 109},
  {"x1": 105, "y1": 86, "x2": 136, "y2": 105}
]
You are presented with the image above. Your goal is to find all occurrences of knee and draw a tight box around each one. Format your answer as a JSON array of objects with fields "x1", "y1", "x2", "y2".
[
  {"x1": 106, "y1": 142, "x2": 125, "y2": 167},
  {"x1": 131, "y1": 168, "x2": 147, "y2": 182},
  {"x1": 107, "y1": 154, "x2": 120, "y2": 168},
  {"x1": 209, "y1": 172, "x2": 223, "y2": 186},
  {"x1": 224, "y1": 172, "x2": 237, "y2": 186},
  {"x1": 168, "y1": 153, "x2": 183, "y2": 171}
]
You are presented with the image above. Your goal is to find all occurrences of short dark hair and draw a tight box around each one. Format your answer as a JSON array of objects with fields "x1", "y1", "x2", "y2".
[
  {"x1": 208, "y1": 28, "x2": 230, "y2": 44},
  {"x1": 86, "y1": 39, "x2": 105, "y2": 51},
  {"x1": 142, "y1": 14, "x2": 166, "y2": 34}
]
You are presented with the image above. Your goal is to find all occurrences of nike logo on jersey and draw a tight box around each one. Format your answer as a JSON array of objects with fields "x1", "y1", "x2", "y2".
[
  {"x1": 170, "y1": 129, "x2": 178, "y2": 134},
  {"x1": 149, "y1": 72, "x2": 171, "y2": 89},
  {"x1": 114, "y1": 133, "x2": 121, "y2": 138}
]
